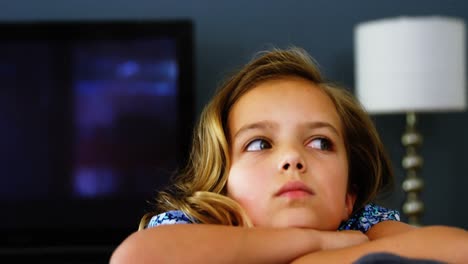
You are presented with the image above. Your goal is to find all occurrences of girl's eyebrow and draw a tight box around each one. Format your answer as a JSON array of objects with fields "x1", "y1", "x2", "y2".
[
  {"x1": 232, "y1": 121, "x2": 277, "y2": 140},
  {"x1": 232, "y1": 121, "x2": 340, "y2": 140},
  {"x1": 304, "y1": 121, "x2": 341, "y2": 137}
]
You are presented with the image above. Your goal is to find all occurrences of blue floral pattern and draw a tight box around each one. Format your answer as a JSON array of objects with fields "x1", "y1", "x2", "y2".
[
  {"x1": 147, "y1": 203, "x2": 400, "y2": 232},
  {"x1": 338, "y1": 203, "x2": 400, "y2": 233},
  {"x1": 147, "y1": 210, "x2": 194, "y2": 228}
]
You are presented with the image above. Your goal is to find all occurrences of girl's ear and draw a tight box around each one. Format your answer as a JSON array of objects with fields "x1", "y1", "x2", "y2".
[{"x1": 343, "y1": 192, "x2": 357, "y2": 220}]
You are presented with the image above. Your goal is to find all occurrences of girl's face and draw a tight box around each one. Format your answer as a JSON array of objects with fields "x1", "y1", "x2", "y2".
[{"x1": 226, "y1": 77, "x2": 355, "y2": 230}]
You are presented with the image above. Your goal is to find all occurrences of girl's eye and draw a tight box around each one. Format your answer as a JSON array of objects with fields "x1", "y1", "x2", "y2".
[
  {"x1": 309, "y1": 138, "x2": 333, "y2": 151},
  {"x1": 246, "y1": 139, "x2": 272, "y2": 152}
]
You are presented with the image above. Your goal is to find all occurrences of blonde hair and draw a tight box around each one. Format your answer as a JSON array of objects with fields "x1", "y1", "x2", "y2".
[{"x1": 139, "y1": 47, "x2": 394, "y2": 229}]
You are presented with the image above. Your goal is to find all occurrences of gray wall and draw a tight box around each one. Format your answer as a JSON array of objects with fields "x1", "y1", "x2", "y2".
[{"x1": 2, "y1": 0, "x2": 467, "y2": 229}]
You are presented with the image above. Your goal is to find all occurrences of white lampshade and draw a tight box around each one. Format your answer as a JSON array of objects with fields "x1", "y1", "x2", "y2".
[{"x1": 355, "y1": 16, "x2": 467, "y2": 113}]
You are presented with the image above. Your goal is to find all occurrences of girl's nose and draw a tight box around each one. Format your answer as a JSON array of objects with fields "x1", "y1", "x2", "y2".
[
  {"x1": 282, "y1": 162, "x2": 304, "y2": 171},
  {"x1": 279, "y1": 149, "x2": 307, "y2": 173}
]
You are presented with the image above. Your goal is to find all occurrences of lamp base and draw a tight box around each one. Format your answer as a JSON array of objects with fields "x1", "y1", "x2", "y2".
[{"x1": 401, "y1": 112, "x2": 424, "y2": 226}]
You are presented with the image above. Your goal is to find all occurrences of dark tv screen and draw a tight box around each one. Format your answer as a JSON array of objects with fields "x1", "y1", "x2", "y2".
[{"x1": 0, "y1": 21, "x2": 194, "y2": 249}]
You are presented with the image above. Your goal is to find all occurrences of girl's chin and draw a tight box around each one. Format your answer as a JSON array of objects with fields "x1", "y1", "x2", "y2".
[{"x1": 267, "y1": 210, "x2": 341, "y2": 230}]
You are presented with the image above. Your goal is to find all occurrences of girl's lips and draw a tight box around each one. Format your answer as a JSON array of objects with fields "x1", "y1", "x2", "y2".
[{"x1": 275, "y1": 181, "x2": 314, "y2": 197}]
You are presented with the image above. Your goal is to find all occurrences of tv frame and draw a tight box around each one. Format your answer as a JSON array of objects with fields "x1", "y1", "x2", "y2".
[{"x1": 0, "y1": 20, "x2": 194, "y2": 253}]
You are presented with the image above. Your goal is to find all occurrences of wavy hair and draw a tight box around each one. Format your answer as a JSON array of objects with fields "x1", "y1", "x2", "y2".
[{"x1": 139, "y1": 47, "x2": 394, "y2": 230}]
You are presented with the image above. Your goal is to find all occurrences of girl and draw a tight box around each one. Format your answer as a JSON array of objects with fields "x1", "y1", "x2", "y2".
[{"x1": 111, "y1": 47, "x2": 468, "y2": 264}]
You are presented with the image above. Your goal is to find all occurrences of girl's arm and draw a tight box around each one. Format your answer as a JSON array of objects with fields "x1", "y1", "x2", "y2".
[
  {"x1": 291, "y1": 224, "x2": 468, "y2": 264},
  {"x1": 365, "y1": 220, "x2": 416, "y2": 240},
  {"x1": 110, "y1": 224, "x2": 368, "y2": 264}
]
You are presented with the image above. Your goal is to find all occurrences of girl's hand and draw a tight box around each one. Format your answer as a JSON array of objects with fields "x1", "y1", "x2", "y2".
[{"x1": 320, "y1": 230, "x2": 369, "y2": 250}]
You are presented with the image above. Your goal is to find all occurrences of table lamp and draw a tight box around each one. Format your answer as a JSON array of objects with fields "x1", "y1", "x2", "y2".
[{"x1": 354, "y1": 16, "x2": 466, "y2": 226}]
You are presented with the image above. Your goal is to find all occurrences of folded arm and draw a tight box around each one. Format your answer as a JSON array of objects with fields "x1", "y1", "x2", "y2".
[
  {"x1": 110, "y1": 224, "x2": 368, "y2": 264},
  {"x1": 292, "y1": 223, "x2": 468, "y2": 264}
]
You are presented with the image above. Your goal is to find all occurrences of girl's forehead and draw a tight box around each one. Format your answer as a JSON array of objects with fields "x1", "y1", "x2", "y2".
[{"x1": 228, "y1": 77, "x2": 344, "y2": 135}]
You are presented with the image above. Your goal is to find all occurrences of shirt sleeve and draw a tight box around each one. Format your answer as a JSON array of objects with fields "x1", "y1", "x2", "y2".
[
  {"x1": 146, "y1": 210, "x2": 194, "y2": 228},
  {"x1": 338, "y1": 203, "x2": 400, "y2": 233}
]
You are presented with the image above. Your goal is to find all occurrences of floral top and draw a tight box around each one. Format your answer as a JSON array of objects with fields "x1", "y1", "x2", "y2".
[{"x1": 146, "y1": 203, "x2": 400, "y2": 233}]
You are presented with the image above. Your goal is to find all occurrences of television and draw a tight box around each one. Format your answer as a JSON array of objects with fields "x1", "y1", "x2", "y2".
[{"x1": 0, "y1": 20, "x2": 194, "y2": 256}]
